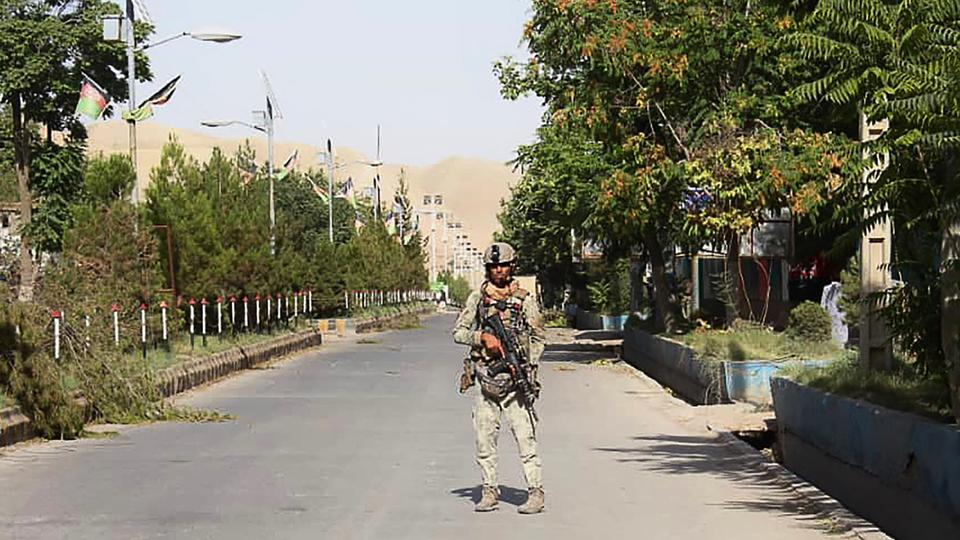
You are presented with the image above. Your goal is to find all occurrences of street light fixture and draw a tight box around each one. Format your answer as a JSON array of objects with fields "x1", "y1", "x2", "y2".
[
  {"x1": 200, "y1": 119, "x2": 263, "y2": 132},
  {"x1": 110, "y1": 1, "x2": 242, "y2": 206},
  {"x1": 140, "y1": 30, "x2": 242, "y2": 50}
]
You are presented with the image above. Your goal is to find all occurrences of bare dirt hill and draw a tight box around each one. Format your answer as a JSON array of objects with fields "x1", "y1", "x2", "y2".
[{"x1": 86, "y1": 122, "x2": 518, "y2": 247}]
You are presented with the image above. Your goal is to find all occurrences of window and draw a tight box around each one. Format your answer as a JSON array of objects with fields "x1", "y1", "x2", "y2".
[
  {"x1": 423, "y1": 196, "x2": 431, "y2": 205},
  {"x1": 434, "y1": 195, "x2": 443, "y2": 205}
]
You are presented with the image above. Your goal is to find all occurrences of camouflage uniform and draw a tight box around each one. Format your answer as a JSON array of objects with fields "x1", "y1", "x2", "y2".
[{"x1": 453, "y1": 280, "x2": 546, "y2": 492}]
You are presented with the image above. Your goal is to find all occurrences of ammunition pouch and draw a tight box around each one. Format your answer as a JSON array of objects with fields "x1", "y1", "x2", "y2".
[
  {"x1": 458, "y1": 358, "x2": 476, "y2": 394},
  {"x1": 477, "y1": 368, "x2": 516, "y2": 401}
]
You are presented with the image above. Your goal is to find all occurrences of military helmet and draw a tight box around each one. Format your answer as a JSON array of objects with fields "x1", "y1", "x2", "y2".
[{"x1": 483, "y1": 242, "x2": 516, "y2": 265}]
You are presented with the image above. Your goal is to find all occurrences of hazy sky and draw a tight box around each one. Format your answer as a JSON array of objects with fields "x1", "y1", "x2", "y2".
[{"x1": 141, "y1": 0, "x2": 543, "y2": 165}]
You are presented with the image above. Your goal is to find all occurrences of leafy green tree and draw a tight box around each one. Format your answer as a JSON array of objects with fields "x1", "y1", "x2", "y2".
[
  {"x1": 498, "y1": 122, "x2": 608, "y2": 301},
  {"x1": 437, "y1": 270, "x2": 471, "y2": 305},
  {"x1": 28, "y1": 141, "x2": 85, "y2": 252},
  {"x1": 0, "y1": 0, "x2": 152, "y2": 300},
  {"x1": 497, "y1": 0, "x2": 846, "y2": 330},
  {"x1": 83, "y1": 153, "x2": 136, "y2": 206},
  {"x1": 392, "y1": 169, "x2": 416, "y2": 239},
  {"x1": 787, "y1": 0, "x2": 960, "y2": 419}
]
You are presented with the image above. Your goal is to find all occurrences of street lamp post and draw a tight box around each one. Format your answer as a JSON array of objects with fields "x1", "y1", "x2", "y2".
[
  {"x1": 327, "y1": 139, "x2": 334, "y2": 243},
  {"x1": 266, "y1": 111, "x2": 275, "y2": 255},
  {"x1": 318, "y1": 142, "x2": 381, "y2": 243},
  {"x1": 125, "y1": 1, "x2": 137, "y2": 206},
  {"x1": 119, "y1": 2, "x2": 240, "y2": 205}
]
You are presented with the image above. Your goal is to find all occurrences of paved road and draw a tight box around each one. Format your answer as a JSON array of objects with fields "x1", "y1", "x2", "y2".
[{"x1": 0, "y1": 315, "x2": 844, "y2": 539}]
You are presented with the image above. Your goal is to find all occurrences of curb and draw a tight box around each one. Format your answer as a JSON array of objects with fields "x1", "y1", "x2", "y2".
[
  {"x1": 0, "y1": 407, "x2": 33, "y2": 448},
  {"x1": 613, "y1": 361, "x2": 888, "y2": 539},
  {"x1": 706, "y1": 423, "x2": 891, "y2": 539},
  {"x1": 154, "y1": 329, "x2": 323, "y2": 398},
  {"x1": 2, "y1": 307, "x2": 432, "y2": 449}
]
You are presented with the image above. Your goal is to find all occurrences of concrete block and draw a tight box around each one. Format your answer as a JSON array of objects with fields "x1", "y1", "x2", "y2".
[{"x1": 772, "y1": 377, "x2": 960, "y2": 538}]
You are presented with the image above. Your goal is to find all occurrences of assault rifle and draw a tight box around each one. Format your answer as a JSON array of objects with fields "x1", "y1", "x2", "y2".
[{"x1": 482, "y1": 311, "x2": 538, "y2": 422}]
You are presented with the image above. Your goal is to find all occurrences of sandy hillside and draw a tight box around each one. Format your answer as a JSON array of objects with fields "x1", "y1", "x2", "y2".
[{"x1": 86, "y1": 122, "x2": 519, "y2": 248}]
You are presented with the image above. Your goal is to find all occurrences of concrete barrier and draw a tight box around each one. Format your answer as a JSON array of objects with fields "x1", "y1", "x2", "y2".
[
  {"x1": 771, "y1": 377, "x2": 960, "y2": 539},
  {"x1": 723, "y1": 359, "x2": 832, "y2": 406},
  {"x1": 575, "y1": 308, "x2": 604, "y2": 330},
  {"x1": 622, "y1": 326, "x2": 838, "y2": 406},
  {"x1": 0, "y1": 406, "x2": 34, "y2": 448},
  {"x1": 321, "y1": 305, "x2": 435, "y2": 335},
  {"x1": 622, "y1": 326, "x2": 728, "y2": 405},
  {"x1": 575, "y1": 308, "x2": 629, "y2": 331}
]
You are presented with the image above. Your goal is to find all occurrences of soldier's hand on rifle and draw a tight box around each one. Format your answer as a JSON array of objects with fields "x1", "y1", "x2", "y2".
[{"x1": 480, "y1": 332, "x2": 504, "y2": 358}]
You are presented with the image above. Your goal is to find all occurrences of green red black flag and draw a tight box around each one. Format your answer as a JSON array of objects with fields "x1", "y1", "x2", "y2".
[{"x1": 122, "y1": 75, "x2": 181, "y2": 121}]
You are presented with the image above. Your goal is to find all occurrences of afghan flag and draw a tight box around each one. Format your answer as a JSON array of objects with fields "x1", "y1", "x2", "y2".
[
  {"x1": 385, "y1": 212, "x2": 397, "y2": 235},
  {"x1": 75, "y1": 74, "x2": 109, "y2": 120},
  {"x1": 306, "y1": 177, "x2": 328, "y2": 202},
  {"x1": 336, "y1": 177, "x2": 356, "y2": 207},
  {"x1": 239, "y1": 158, "x2": 258, "y2": 185},
  {"x1": 274, "y1": 149, "x2": 299, "y2": 180},
  {"x1": 122, "y1": 75, "x2": 181, "y2": 122}
]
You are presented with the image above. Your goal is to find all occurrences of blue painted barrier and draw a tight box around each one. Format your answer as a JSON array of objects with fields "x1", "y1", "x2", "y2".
[
  {"x1": 601, "y1": 314, "x2": 629, "y2": 331},
  {"x1": 772, "y1": 377, "x2": 960, "y2": 538},
  {"x1": 723, "y1": 359, "x2": 832, "y2": 406},
  {"x1": 622, "y1": 327, "x2": 727, "y2": 404}
]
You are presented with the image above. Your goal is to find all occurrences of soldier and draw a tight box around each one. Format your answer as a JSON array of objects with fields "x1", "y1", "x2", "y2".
[{"x1": 452, "y1": 242, "x2": 546, "y2": 514}]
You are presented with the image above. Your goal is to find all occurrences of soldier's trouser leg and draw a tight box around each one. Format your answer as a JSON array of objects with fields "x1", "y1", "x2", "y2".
[
  {"x1": 503, "y1": 392, "x2": 542, "y2": 490},
  {"x1": 473, "y1": 390, "x2": 501, "y2": 488}
]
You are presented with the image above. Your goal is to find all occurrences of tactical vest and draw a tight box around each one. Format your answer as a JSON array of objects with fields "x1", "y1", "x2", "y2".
[{"x1": 475, "y1": 281, "x2": 531, "y2": 361}]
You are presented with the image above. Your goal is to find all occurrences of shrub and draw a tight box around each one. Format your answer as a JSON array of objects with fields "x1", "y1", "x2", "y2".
[
  {"x1": 587, "y1": 280, "x2": 613, "y2": 314},
  {"x1": 0, "y1": 304, "x2": 84, "y2": 439},
  {"x1": 727, "y1": 339, "x2": 747, "y2": 362},
  {"x1": 701, "y1": 336, "x2": 724, "y2": 360},
  {"x1": 542, "y1": 308, "x2": 567, "y2": 328},
  {"x1": 787, "y1": 301, "x2": 833, "y2": 343}
]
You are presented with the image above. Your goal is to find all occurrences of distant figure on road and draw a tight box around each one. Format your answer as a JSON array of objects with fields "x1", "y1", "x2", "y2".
[{"x1": 452, "y1": 242, "x2": 546, "y2": 514}]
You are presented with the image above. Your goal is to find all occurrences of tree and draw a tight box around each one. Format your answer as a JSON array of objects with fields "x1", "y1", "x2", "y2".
[
  {"x1": 498, "y1": 121, "x2": 608, "y2": 303},
  {"x1": 0, "y1": 0, "x2": 152, "y2": 300},
  {"x1": 141, "y1": 138, "x2": 428, "y2": 315},
  {"x1": 787, "y1": 0, "x2": 960, "y2": 419},
  {"x1": 497, "y1": 0, "x2": 844, "y2": 331},
  {"x1": 83, "y1": 153, "x2": 136, "y2": 206},
  {"x1": 392, "y1": 169, "x2": 416, "y2": 241}
]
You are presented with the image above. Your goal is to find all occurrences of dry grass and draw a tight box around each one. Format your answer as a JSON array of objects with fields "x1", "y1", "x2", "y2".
[
  {"x1": 781, "y1": 359, "x2": 954, "y2": 423},
  {"x1": 676, "y1": 326, "x2": 846, "y2": 363}
]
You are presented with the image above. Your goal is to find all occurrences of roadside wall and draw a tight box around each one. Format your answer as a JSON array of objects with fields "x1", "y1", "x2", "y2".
[
  {"x1": 772, "y1": 377, "x2": 960, "y2": 540},
  {"x1": 621, "y1": 327, "x2": 727, "y2": 405}
]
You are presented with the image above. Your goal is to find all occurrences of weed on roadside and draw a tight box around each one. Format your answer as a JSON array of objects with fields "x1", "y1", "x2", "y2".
[
  {"x1": 81, "y1": 429, "x2": 118, "y2": 440},
  {"x1": 782, "y1": 358, "x2": 952, "y2": 422},
  {"x1": 149, "y1": 406, "x2": 235, "y2": 423}
]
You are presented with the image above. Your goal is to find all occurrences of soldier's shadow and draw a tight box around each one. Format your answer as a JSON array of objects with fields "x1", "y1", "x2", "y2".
[{"x1": 451, "y1": 485, "x2": 528, "y2": 506}]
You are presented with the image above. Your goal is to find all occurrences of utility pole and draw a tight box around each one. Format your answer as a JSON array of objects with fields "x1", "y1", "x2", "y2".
[
  {"x1": 125, "y1": 0, "x2": 138, "y2": 205},
  {"x1": 442, "y1": 213, "x2": 449, "y2": 273},
  {"x1": 267, "y1": 106, "x2": 275, "y2": 255},
  {"x1": 327, "y1": 139, "x2": 334, "y2": 243},
  {"x1": 430, "y1": 215, "x2": 437, "y2": 282},
  {"x1": 859, "y1": 112, "x2": 892, "y2": 370}
]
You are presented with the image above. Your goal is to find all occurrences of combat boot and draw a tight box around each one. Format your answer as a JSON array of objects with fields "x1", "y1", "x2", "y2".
[
  {"x1": 474, "y1": 486, "x2": 499, "y2": 512},
  {"x1": 518, "y1": 487, "x2": 545, "y2": 514}
]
